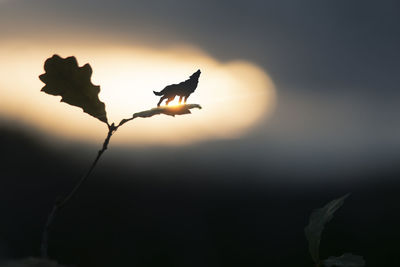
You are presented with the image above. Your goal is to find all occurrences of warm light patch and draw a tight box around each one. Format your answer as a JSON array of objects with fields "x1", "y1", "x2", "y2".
[{"x1": 0, "y1": 40, "x2": 276, "y2": 145}]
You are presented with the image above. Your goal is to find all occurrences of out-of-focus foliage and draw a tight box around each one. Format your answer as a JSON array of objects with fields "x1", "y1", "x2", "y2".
[
  {"x1": 305, "y1": 194, "x2": 365, "y2": 267},
  {"x1": 39, "y1": 55, "x2": 108, "y2": 123},
  {"x1": 305, "y1": 194, "x2": 349, "y2": 263},
  {"x1": 323, "y1": 253, "x2": 365, "y2": 267},
  {"x1": 0, "y1": 258, "x2": 69, "y2": 267}
]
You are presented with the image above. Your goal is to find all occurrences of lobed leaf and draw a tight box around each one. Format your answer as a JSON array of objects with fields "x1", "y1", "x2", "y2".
[{"x1": 39, "y1": 55, "x2": 108, "y2": 123}]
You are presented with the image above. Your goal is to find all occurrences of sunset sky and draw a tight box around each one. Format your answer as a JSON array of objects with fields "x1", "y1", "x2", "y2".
[
  {"x1": 1, "y1": 1, "x2": 400, "y2": 266},
  {"x1": 1, "y1": 0, "x2": 399, "y2": 160}
]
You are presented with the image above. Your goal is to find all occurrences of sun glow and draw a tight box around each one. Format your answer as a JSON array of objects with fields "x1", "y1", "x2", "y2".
[
  {"x1": 0, "y1": 39, "x2": 276, "y2": 145},
  {"x1": 165, "y1": 102, "x2": 183, "y2": 107}
]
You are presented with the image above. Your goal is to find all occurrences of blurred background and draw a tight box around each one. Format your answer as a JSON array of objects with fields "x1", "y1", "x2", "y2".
[{"x1": 1, "y1": 0, "x2": 400, "y2": 266}]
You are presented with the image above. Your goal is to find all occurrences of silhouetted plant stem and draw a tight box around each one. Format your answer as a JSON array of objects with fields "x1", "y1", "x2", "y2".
[
  {"x1": 41, "y1": 123, "x2": 116, "y2": 258},
  {"x1": 40, "y1": 104, "x2": 201, "y2": 259}
]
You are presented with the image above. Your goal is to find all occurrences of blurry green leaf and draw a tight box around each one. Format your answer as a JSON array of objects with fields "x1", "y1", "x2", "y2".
[
  {"x1": 304, "y1": 194, "x2": 350, "y2": 263},
  {"x1": 39, "y1": 55, "x2": 108, "y2": 123},
  {"x1": 323, "y1": 253, "x2": 365, "y2": 267}
]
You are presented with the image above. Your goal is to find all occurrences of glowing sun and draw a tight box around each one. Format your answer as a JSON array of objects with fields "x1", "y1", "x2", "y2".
[{"x1": 0, "y1": 40, "x2": 276, "y2": 145}]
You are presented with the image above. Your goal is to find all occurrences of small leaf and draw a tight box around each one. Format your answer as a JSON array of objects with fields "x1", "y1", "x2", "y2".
[
  {"x1": 133, "y1": 104, "x2": 201, "y2": 118},
  {"x1": 304, "y1": 194, "x2": 350, "y2": 263},
  {"x1": 117, "y1": 104, "x2": 202, "y2": 127},
  {"x1": 323, "y1": 253, "x2": 365, "y2": 267},
  {"x1": 39, "y1": 55, "x2": 108, "y2": 123}
]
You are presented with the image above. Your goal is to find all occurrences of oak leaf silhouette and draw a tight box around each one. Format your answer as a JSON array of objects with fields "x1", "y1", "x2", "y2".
[{"x1": 39, "y1": 55, "x2": 108, "y2": 123}]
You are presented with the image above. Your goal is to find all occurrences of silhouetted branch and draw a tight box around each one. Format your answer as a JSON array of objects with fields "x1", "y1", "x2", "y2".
[
  {"x1": 41, "y1": 104, "x2": 201, "y2": 258},
  {"x1": 117, "y1": 104, "x2": 201, "y2": 127}
]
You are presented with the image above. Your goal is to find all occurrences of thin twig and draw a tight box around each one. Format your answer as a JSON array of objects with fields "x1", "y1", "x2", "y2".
[
  {"x1": 40, "y1": 104, "x2": 201, "y2": 258},
  {"x1": 41, "y1": 123, "x2": 116, "y2": 258}
]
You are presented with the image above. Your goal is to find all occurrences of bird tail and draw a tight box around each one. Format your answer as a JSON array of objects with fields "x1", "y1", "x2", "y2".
[{"x1": 153, "y1": 91, "x2": 163, "y2": 96}]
